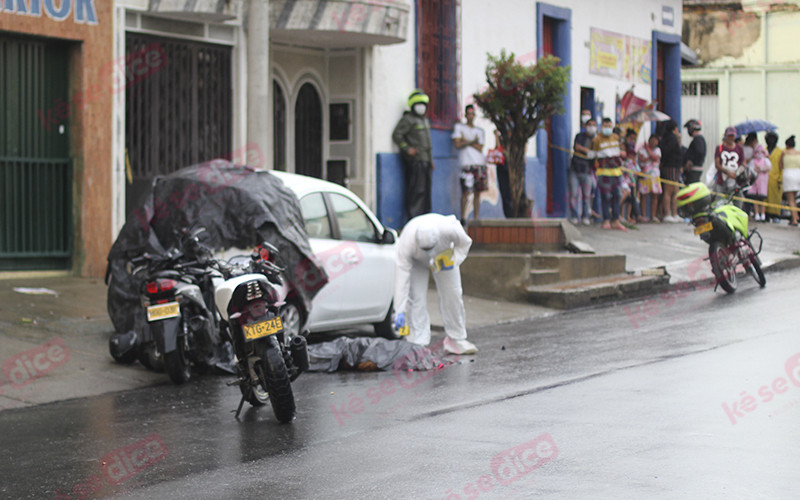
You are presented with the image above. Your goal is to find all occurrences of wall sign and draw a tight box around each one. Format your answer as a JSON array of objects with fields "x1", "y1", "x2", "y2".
[
  {"x1": 589, "y1": 28, "x2": 652, "y2": 85},
  {"x1": 1, "y1": 0, "x2": 98, "y2": 25},
  {"x1": 662, "y1": 5, "x2": 675, "y2": 27}
]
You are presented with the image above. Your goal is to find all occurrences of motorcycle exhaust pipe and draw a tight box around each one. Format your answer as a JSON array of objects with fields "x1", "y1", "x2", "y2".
[{"x1": 289, "y1": 335, "x2": 309, "y2": 372}]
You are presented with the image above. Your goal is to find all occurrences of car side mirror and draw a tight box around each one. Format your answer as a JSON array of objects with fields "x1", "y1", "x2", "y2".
[{"x1": 381, "y1": 228, "x2": 397, "y2": 244}]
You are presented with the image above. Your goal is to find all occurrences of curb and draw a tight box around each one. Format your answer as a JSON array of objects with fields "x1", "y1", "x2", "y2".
[
  {"x1": 437, "y1": 254, "x2": 800, "y2": 332},
  {"x1": 762, "y1": 255, "x2": 800, "y2": 274}
]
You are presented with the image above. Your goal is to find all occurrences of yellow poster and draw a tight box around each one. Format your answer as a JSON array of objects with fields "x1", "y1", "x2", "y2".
[{"x1": 590, "y1": 28, "x2": 651, "y2": 85}]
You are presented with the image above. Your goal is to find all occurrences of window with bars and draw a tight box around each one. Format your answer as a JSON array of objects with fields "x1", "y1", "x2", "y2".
[
  {"x1": 682, "y1": 80, "x2": 719, "y2": 96},
  {"x1": 417, "y1": 0, "x2": 458, "y2": 129},
  {"x1": 700, "y1": 81, "x2": 718, "y2": 95},
  {"x1": 125, "y1": 33, "x2": 232, "y2": 180}
]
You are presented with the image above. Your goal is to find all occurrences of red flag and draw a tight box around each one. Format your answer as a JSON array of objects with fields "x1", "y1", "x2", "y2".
[{"x1": 619, "y1": 89, "x2": 647, "y2": 121}]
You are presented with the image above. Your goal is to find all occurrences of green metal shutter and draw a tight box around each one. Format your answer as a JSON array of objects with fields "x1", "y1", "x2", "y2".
[{"x1": 0, "y1": 35, "x2": 72, "y2": 270}]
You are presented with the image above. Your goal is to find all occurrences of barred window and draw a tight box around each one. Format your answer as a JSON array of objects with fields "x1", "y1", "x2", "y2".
[
  {"x1": 682, "y1": 82, "x2": 698, "y2": 96},
  {"x1": 417, "y1": 0, "x2": 458, "y2": 129},
  {"x1": 700, "y1": 81, "x2": 718, "y2": 95}
]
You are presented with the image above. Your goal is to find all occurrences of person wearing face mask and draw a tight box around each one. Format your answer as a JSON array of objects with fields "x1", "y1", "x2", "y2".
[
  {"x1": 589, "y1": 117, "x2": 628, "y2": 230},
  {"x1": 393, "y1": 90, "x2": 435, "y2": 219},
  {"x1": 392, "y1": 213, "x2": 477, "y2": 355},
  {"x1": 568, "y1": 114, "x2": 596, "y2": 225}
]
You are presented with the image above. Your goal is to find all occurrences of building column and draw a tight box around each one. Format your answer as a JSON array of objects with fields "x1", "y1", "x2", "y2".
[{"x1": 247, "y1": 0, "x2": 270, "y2": 169}]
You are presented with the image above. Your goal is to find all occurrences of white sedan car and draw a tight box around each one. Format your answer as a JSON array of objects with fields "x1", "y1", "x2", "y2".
[{"x1": 270, "y1": 171, "x2": 398, "y2": 338}]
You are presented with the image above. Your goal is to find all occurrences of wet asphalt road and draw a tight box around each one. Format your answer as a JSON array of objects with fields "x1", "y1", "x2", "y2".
[{"x1": 2, "y1": 271, "x2": 800, "y2": 499}]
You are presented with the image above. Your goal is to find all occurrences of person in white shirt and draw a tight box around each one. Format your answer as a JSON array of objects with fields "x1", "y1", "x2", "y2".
[
  {"x1": 392, "y1": 213, "x2": 478, "y2": 355},
  {"x1": 452, "y1": 105, "x2": 487, "y2": 225}
]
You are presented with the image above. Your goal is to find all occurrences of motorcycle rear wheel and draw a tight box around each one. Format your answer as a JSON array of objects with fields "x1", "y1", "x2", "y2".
[
  {"x1": 164, "y1": 332, "x2": 192, "y2": 384},
  {"x1": 709, "y1": 241, "x2": 737, "y2": 293},
  {"x1": 239, "y1": 379, "x2": 269, "y2": 406},
  {"x1": 261, "y1": 339, "x2": 296, "y2": 423},
  {"x1": 138, "y1": 343, "x2": 165, "y2": 372}
]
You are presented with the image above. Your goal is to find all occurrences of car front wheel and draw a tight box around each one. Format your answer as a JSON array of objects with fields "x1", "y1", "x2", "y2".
[
  {"x1": 373, "y1": 302, "x2": 398, "y2": 339},
  {"x1": 280, "y1": 301, "x2": 304, "y2": 339}
]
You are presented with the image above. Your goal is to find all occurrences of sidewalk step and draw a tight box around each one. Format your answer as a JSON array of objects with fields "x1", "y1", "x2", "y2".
[
  {"x1": 526, "y1": 273, "x2": 670, "y2": 310},
  {"x1": 531, "y1": 253, "x2": 627, "y2": 280},
  {"x1": 528, "y1": 269, "x2": 561, "y2": 286}
]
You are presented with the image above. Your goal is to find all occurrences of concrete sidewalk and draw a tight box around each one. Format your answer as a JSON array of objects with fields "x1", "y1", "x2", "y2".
[
  {"x1": 1, "y1": 219, "x2": 798, "y2": 411},
  {"x1": 576, "y1": 217, "x2": 800, "y2": 283},
  {"x1": 429, "y1": 218, "x2": 800, "y2": 328}
]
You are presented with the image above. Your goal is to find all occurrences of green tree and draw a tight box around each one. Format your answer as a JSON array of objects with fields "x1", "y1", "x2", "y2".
[{"x1": 473, "y1": 51, "x2": 569, "y2": 217}]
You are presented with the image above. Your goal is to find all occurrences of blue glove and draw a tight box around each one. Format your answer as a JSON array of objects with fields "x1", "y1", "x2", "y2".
[{"x1": 394, "y1": 312, "x2": 405, "y2": 330}]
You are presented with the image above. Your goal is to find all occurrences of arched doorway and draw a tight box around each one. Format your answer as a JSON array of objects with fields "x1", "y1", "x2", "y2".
[
  {"x1": 294, "y1": 82, "x2": 322, "y2": 178},
  {"x1": 273, "y1": 80, "x2": 286, "y2": 171}
]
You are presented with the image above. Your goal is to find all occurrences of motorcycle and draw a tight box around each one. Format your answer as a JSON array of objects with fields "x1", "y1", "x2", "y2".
[
  {"x1": 676, "y1": 181, "x2": 766, "y2": 293},
  {"x1": 213, "y1": 243, "x2": 308, "y2": 422},
  {"x1": 129, "y1": 227, "x2": 230, "y2": 384}
]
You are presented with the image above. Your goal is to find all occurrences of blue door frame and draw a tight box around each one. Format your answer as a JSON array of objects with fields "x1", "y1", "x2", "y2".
[
  {"x1": 536, "y1": 3, "x2": 571, "y2": 218},
  {"x1": 652, "y1": 31, "x2": 682, "y2": 130}
]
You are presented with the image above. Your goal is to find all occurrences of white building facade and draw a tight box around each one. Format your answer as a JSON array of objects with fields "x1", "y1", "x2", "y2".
[
  {"x1": 2, "y1": 0, "x2": 682, "y2": 275},
  {"x1": 104, "y1": 0, "x2": 683, "y2": 237},
  {"x1": 682, "y1": 0, "x2": 800, "y2": 171},
  {"x1": 371, "y1": 0, "x2": 683, "y2": 226}
]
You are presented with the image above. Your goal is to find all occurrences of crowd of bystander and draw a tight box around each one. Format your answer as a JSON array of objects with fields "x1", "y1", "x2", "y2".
[{"x1": 567, "y1": 112, "x2": 800, "y2": 229}]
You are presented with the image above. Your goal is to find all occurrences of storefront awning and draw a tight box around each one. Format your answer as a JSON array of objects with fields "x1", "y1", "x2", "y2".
[
  {"x1": 681, "y1": 41, "x2": 699, "y2": 66},
  {"x1": 146, "y1": 0, "x2": 238, "y2": 23},
  {"x1": 270, "y1": 0, "x2": 410, "y2": 48}
]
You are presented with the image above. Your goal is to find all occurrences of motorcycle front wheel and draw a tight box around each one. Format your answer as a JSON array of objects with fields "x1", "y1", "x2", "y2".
[
  {"x1": 709, "y1": 241, "x2": 737, "y2": 293},
  {"x1": 743, "y1": 240, "x2": 766, "y2": 288},
  {"x1": 373, "y1": 302, "x2": 399, "y2": 340},
  {"x1": 261, "y1": 337, "x2": 296, "y2": 423}
]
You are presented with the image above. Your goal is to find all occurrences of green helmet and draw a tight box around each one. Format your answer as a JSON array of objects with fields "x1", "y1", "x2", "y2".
[
  {"x1": 408, "y1": 89, "x2": 429, "y2": 108},
  {"x1": 677, "y1": 182, "x2": 712, "y2": 218}
]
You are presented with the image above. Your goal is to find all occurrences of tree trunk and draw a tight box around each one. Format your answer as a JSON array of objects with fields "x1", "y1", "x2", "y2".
[{"x1": 505, "y1": 138, "x2": 532, "y2": 218}]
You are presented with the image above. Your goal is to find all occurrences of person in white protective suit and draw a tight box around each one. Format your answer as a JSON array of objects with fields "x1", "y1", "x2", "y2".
[{"x1": 393, "y1": 213, "x2": 478, "y2": 355}]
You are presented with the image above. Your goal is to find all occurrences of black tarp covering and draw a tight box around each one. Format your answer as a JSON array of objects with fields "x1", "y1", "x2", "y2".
[{"x1": 106, "y1": 161, "x2": 328, "y2": 333}]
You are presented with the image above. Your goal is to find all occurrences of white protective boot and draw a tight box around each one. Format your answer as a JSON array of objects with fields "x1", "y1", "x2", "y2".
[{"x1": 444, "y1": 337, "x2": 478, "y2": 355}]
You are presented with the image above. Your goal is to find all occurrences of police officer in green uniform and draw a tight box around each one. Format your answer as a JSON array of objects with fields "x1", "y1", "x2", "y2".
[{"x1": 392, "y1": 90, "x2": 434, "y2": 219}]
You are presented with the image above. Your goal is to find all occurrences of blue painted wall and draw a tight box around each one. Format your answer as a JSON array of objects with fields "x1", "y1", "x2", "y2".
[
  {"x1": 376, "y1": 129, "x2": 546, "y2": 229},
  {"x1": 652, "y1": 31, "x2": 682, "y2": 129},
  {"x1": 536, "y1": 2, "x2": 572, "y2": 218}
]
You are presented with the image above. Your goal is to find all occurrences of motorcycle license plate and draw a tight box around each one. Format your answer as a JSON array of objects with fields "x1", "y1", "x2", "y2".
[
  {"x1": 146, "y1": 302, "x2": 180, "y2": 322},
  {"x1": 694, "y1": 222, "x2": 713, "y2": 235},
  {"x1": 243, "y1": 317, "x2": 283, "y2": 341}
]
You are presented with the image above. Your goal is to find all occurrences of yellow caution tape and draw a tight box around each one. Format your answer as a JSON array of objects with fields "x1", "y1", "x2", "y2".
[{"x1": 551, "y1": 142, "x2": 800, "y2": 213}]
